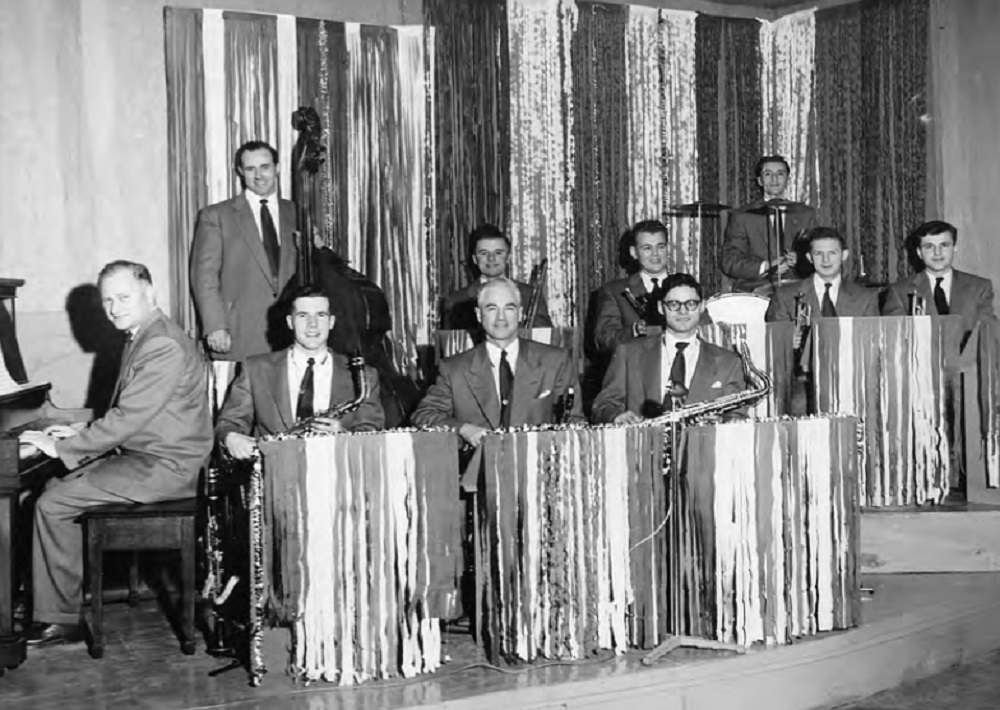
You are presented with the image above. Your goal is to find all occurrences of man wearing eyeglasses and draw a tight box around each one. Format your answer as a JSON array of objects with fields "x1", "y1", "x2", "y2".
[{"x1": 591, "y1": 273, "x2": 747, "y2": 424}]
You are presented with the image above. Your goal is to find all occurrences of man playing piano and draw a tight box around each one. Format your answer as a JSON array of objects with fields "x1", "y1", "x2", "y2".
[
  {"x1": 215, "y1": 283, "x2": 384, "y2": 460},
  {"x1": 721, "y1": 155, "x2": 817, "y2": 293},
  {"x1": 20, "y1": 261, "x2": 212, "y2": 647}
]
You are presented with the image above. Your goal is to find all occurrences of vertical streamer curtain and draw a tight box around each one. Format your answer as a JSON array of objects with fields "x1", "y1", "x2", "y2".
[
  {"x1": 572, "y1": 2, "x2": 629, "y2": 324},
  {"x1": 507, "y1": 0, "x2": 578, "y2": 328},
  {"x1": 659, "y1": 10, "x2": 699, "y2": 277},
  {"x1": 224, "y1": 14, "x2": 280, "y2": 174},
  {"x1": 695, "y1": 16, "x2": 761, "y2": 294},
  {"x1": 165, "y1": 8, "x2": 206, "y2": 334},
  {"x1": 759, "y1": 9, "x2": 816, "y2": 205},
  {"x1": 424, "y1": 0, "x2": 510, "y2": 297},
  {"x1": 625, "y1": 7, "x2": 663, "y2": 234}
]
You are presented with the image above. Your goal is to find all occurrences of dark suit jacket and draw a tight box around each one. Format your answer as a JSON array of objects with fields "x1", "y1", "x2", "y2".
[
  {"x1": 592, "y1": 272, "x2": 652, "y2": 354},
  {"x1": 55, "y1": 309, "x2": 212, "y2": 500},
  {"x1": 882, "y1": 270, "x2": 996, "y2": 336},
  {"x1": 590, "y1": 338, "x2": 747, "y2": 424},
  {"x1": 190, "y1": 194, "x2": 298, "y2": 361},
  {"x1": 765, "y1": 278, "x2": 879, "y2": 322},
  {"x1": 440, "y1": 280, "x2": 551, "y2": 331},
  {"x1": 215, "y1": 348, "x2": 384, "y2": 440},
  {"x1": 721, "y1": 200, "x2": 817, "y2": 292}
]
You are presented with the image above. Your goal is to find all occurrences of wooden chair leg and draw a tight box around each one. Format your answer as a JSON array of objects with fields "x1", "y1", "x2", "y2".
[
  {"x1": 127, "y1": 551, "x2": 140, "y2": 607},
  {"x1": 88, "y1": 523, "x2": 105, "y2": 659},
  {"x1": 179, "y1": 519, "x2": 196, "y2": 655}
]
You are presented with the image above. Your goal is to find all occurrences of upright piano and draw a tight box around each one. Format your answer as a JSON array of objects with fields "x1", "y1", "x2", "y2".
[{"x1": 0, "y1": 278, "x2": 90, "y2": 676}]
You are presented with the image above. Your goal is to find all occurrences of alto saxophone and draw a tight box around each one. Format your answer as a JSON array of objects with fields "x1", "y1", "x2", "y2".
[{"x1": 283, "y1": 355, "x2": 369, "y2": 436}]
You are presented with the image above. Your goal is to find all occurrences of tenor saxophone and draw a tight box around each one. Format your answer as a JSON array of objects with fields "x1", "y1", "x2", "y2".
[{"x1": 283, "y1": 354, "x2": 369, "y2": 436}]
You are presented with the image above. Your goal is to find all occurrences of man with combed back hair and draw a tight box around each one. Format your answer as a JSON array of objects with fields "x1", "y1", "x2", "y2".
[{"x1": 21, "y1": 261, "x2": 212, "y2": 648}]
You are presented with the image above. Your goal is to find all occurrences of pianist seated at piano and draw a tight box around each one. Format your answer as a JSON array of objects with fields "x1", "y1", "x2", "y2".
[
  {"x1": 591, "y1": 273, "x2": 748, "y2": 425},
  {"x1": 19, "y1": 261, "x2": 213, "y2": 648},
  {"x1": 215, "y1": 283, "x2": 384, "y2": 460},
  {"x1": 765, "y1": 227, "x2": 879, "y2": 322},
  {"x1": 882, "y1": 220, "x2": 996, "y2": 337}
]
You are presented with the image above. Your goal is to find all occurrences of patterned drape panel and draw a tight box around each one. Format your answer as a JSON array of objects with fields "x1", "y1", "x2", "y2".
[
  {"x1": 695, "y1": 16, "x2": 762, "y2": 295},
  {"x1": 625, "y1": 7, "x2": 663, "y2": 234},
  {"x1": 424, "y1": 0, "x2": 510, "y2": 297},
  {"x1": 572, "y1": 3, "x2": 629, "y2": 319},
  {"x1": 223, "y1": 13, "x2": 279, "y2": 177},
  {"x1": 165, "y1": 7, "x2": 206, "y2": 334},
  {"x1": 759, "y1": 9, "x2": 816, "y2": 205},
  {"x1": 507, "y1": 0, "x2": 578, "y2": 328},
  {"x1": 815, "y1": 0, "x2": 928, "y2": 283},
  {"x1": 659, "y1": 10, "x2": 699, "y2": 277}
]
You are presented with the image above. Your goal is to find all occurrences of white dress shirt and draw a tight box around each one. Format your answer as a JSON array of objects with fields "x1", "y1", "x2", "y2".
[
  {"x1": 287, "y1": 347, "x2": 332, "y2": 417},
  {"x1": 661, "y1": 332, "x2": 701, "y2": 396},
  {"x1": 813, "y1": 273, "x2": 842, "y2": 307},
  {"x1": 640, "y1": 271, "x2": 667, "y2": 295},
  {"x1": 926, "y1": 269, "x2": 953, "y2": 304},
  {"x1": 244, "y1": 190, "x2": 281, "y2": 244},
  {"x1": 485, "y1": 339, "x2": 519, "y2": 401}
]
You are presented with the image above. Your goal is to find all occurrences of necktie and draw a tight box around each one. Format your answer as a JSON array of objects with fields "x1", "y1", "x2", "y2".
[
  {"x1": 296, "y1": 357, "x2": 315, "y2": 421},
  {"x1": 821, "y1": 283, "x2": 838, "y2": 317},
  {"x1": 260, "y1": 199, "x2": 280, "y2": 279},
  {"x1": 647, "y1": 277, "x2": 665, "y2": 326},
  {"x1": 669, "y1": 342, "x2": 689, "y2": 389},
  {"x1": 934, "y1": 277, "x2": 950, "y2": 315},
  {"x1": 499, "y1": 350, "x2": 514, "y2": 430}
]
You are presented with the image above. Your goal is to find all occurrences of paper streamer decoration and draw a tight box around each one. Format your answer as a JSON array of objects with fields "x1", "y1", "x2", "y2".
[{"x1": 256, "y1": 431, "x2": 462, "y2": 684}]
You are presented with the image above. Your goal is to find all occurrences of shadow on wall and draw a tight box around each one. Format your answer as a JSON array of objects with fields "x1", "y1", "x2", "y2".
[{"x1": 66, "y1": 284, "x2": 124, "y2": 417}]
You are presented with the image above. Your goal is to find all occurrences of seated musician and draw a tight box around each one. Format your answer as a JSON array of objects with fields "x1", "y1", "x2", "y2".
[
  {"x1": 20, "y1": 261, "x2": 212, "y2": 648},
  {"x1": 721, "y1": 155, "x2": 817, "y2": 293},
  {"x1": 882, "y1": 220, "x2": 996, "y2": 335},
  {"x1": 765, "y1": 227, "x2": 878, "y2": 321},
  {"x1": 440, "y1": 224, "x2": 552, "y2": 331},
  {"x1": 414, "y1": 278, "x2": 584, "y2": 481},
  {"x1": 216, "y1": 283, "x2": 384, "y2": 459},
  {"x1": 592, "y1": 219, "x2": 671, "y2": 355},
  {"x1": 591, "y1": 273, "x2": 747, "y2": 424}
]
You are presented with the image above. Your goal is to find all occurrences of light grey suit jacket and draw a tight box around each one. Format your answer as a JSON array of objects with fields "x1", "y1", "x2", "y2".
[
  {"x1": 765, "y1": 278, "x2": 879, "y2": 322},
  {"x1": 882, "y1": 269, "x2": 996, "y2": 337},
  {"x1": 190, "y1": 194, "x2": 298, "y2": 361}
]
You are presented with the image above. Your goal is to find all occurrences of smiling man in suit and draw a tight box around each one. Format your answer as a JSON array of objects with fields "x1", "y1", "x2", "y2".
[
  {"x1": 591, "y1": 219, "x2": 671, "y2": 355},
  {"x1": 20, "y1": 261, "x2": 212, "y2": 647},
  {"x1": 190, "y1": 141, "x2": 298, "y2": 361},
  {"x1": 215, "y1": 284, "x2": 384, "y2": 459},
  {"x1": 882, "y1": 220, "x2": 996, "y2": 337},
  {"x1": 414, "y1": 277, "x2": 584, "y2": 481},
  {"x1": 765, "y1": 227, "x2": 878, "y2": 322},
  {"x1": 591, "y1": 273, "x2": 747, "y2": 424}
]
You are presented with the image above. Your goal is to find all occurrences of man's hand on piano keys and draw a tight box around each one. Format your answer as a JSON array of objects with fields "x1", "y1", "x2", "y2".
[
  {"x1": 223, "y1": 432, "x2": 257, "y2": 460},
  {"x1": 20, "y1": 430, "x2": 58, "y2": 459},
  {"x1": 44, "y1": 423, "x2": 83, "y2": 439}
]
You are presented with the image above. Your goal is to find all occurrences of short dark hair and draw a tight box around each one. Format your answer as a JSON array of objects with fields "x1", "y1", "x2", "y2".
[
  {"x1": 631, "y1": 219, "x2": 669, "y2": 242},
  {"x1": 285, "y1": 283, "x2": 330, "y2": 316},
  {"x1": 909, "y1": 220, "x2": 958, "y2": 249},
  {"x1": 98, "y1": 260, "x2": 152, "y2": 285},
  {"x1": 469, "y1": 223, "x2": 511, "y2": 256},
  {"x1": 804, "y1": 226, "x2": 847, "y2": 250},
  {"x1": 755, "y1": 155, "x2": 790, "y2": 178},
  {"x1": 234, "y1": 141, "x2": 279, "y2": 173},
  {"x1": 660, "y1": 272, "x2": 703, "y2": 301}
]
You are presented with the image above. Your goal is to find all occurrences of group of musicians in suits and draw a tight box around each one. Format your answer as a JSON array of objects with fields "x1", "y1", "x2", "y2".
[{"x1": 16, "y1": 141, "x2": 996, "y2": 651}]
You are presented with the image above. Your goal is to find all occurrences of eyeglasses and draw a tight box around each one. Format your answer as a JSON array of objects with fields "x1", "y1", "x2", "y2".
[{"x1": 664, "y1": 299, "x2": 702, "y2": 312}]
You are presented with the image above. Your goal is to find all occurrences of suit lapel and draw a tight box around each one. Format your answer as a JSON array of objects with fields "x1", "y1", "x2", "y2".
[
  {"x1": 233, "y1": 198, "x2": 277, "y2": 290},
  {"x1": 112, "y1": 310, "x2": 162, "y2": 403},
  {"x1": 688, "y1": 343, "x2": 716, "y2": 403},
  {"x1": 278, "y1": 199, "x2": 298, "y2": 287},
  {"x1": 509, "y1": 339, "x2": 543, "y2": 426},
  {"x1": 269, "y1": 351, "x2": 293, "y2": 429},
  {"x1": 463, "y1": 345, "x2": 501, "y2": 429},
  {"x1": 628, "y1": 272, "x2": 647, "y2": 297},
  {"x1": 640, "y1": 339, "x2": 662, "y2": 404}
]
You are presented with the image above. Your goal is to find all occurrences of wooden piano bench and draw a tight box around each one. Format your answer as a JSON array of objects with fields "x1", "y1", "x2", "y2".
[{"x1": 78, "y1": 498, "x2": 197, "y2": 659}]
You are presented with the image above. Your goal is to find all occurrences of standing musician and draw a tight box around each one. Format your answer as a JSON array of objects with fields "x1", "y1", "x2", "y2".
[
  {"x1": 190, "y1": 140, "x2": 298, "y2": 361},
  {"x1": 440, "y1": 224, "x2": 552, "y2": 331},
  {"x1": 721, "y1": 155, "x2": 817, "y2": 293},
  {"x1": 414, "y1": 278, "x2": 583, "y2": 482},
  {"x1": 765, "y1": 227, "x2": 879, "y2": 322},
  {"x1": 591, "y1": 219, "x2": 671, "y2": 355},
  {"x1": 591, "y1": 273, "x2": 747, "y2": 424},
  {"x1": 216, "y1": 284, "x2": 384, "y2": 459},
  {"x1": 20, "y1": 261, "x2": 212, "y2": 648},
  {"x1": 882, "y1": 220, "x2": 996, "y2": 337}
]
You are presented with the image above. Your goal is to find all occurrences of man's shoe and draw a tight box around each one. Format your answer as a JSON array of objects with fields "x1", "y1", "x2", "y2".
[{"x1": 26, "y1": 623, "x2": 84, "y2": 648}]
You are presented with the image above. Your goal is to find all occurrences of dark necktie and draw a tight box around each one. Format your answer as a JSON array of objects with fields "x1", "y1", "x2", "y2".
[
  {"x1": 934, "y1": 277, "x2": 950, "y2": 315},
  {"x1": 499, "y1": 350, "x2": 514, "y2": 430},
  {"x1": 821, "y1": 283, "x2": 838, "y2": 317},
  {"x1": 295, "y1": 357, "x2": 315, "y2": 421},
  {"x1": 260, "y1": 199, "x2": 280, "y2": 279},
  {"x1": 647, "y1": 277, "x2": 665, "y2": 326},
  {"x1": 669, "y1": 342, "x2": 689, "y2": 388}
]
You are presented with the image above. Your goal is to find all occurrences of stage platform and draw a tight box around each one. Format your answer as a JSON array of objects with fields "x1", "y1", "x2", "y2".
[{"x1": 2, "y1": 572, "x2": 1000, "y2": 710}]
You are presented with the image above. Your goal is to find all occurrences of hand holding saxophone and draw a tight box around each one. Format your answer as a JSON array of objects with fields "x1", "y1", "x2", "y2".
[
  {"x1": 223, "y1": 432, "x2": 257, "y2": 460},
  {"x1": 458, "y1": 423, "x2": 490, "y2": 448},
  {"x1": 310, "y1": 416, "x2": 343, "y2": 434}
]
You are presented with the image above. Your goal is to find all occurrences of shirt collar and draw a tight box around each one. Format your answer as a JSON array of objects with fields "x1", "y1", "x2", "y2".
[
  {"x1": 244, "y1": 188, "x2": 278, "y2": 205},
  {"x1": 485, "y1": 338, "x2": 519, "y2": 365},
  {"x1": 926, "y1": 269, "x2": 953, "y2": 288},
  {"x1": 640, "y1": 271, "x2": 667, "y2": 293},
  {"x1": 813, "y1": 273, "x2": 842, "y2": 290},
  {"x1": 289, "y1": 345, "x2": 329, "y2": 367},
  {"x1": 662, "y1": 331, "x2": 700, "y2": 348}
]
